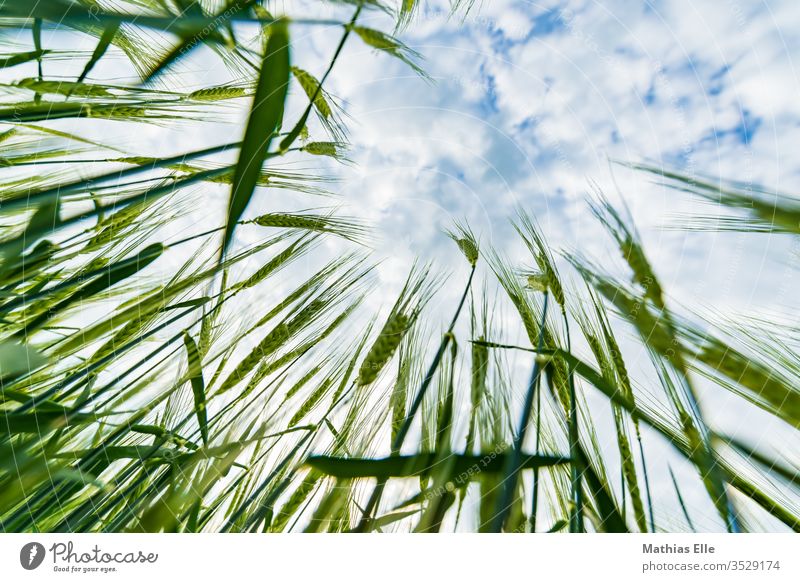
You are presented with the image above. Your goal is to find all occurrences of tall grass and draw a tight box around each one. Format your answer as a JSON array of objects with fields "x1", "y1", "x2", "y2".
[{"x1": 0, "y1": 0, "x2": 797, "y2": 533}]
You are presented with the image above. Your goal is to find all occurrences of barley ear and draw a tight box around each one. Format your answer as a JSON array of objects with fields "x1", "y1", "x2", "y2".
[{"x1": 445, "y1": 222, "x2": 479, "y2": 266}]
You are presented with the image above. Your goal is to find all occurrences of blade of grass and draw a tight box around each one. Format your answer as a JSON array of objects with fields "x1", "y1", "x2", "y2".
[
  {"x1": 182, "y1": 332, "x2": 208, "y2": 446},
  {"x1": 222, "y1": 20, "x2": 290, "y2": 257},
  {"x1": 491, "y1": 292, "x2": 549, "y2": 532}
]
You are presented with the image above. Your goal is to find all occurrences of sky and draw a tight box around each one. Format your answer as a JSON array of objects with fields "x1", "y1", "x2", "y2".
[
  {"x1": 2, "y1": 0, "x2": 798, "y2": 531},
  {"x1": 54, "y1": 0, "x2": 797, "y2": 322},
  {"x1": 315, "y1": 0, "x2": 800, "y2": 312}
]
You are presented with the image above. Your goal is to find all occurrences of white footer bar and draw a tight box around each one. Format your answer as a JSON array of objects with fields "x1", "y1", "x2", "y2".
[{"x1": 1, "y1": 534, "x2": 796, "y2": 581}]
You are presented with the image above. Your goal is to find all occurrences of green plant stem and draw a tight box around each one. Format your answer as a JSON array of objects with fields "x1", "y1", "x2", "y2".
[
  {"x1": 669, "y1": 465, "x2": 696, "y2": 532},
  {"x1": 662, "y1": 309, "x2": 740, "y2": 534},
  {"x1": 278, "y1": 5, "x2": 363, "y2": 153},
  {"x1": 564, "y1": 314, "x2": 584, "y2": 533},
  {"x1": 638, "y1": 433, "x2": 655, "y2": 532},
  {"x1": 490, "y1": 291, "x2": 549, "y2": 533},
  {"x1": 221, "y1": 382, "x2": 357, "y2": 532},
  {"x1": 354, "y1": 265, "x2": 476, "y2": 532},
  {"x1": 529, "y1": 368, "x2": 542, "y2": 532}
]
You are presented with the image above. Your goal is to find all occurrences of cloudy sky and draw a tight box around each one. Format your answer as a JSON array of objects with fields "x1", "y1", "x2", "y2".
[
  {"x1": 78, "y1": 0, "x2": 797, "y2": 321},
  {"x1": 309, "y1": 0, "x2": 800, "y2": 309}
]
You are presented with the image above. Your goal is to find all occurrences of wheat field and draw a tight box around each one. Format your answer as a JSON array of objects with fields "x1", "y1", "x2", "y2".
[{"x1": 0, "y1": 0, "x2": 797, "y2": 534}]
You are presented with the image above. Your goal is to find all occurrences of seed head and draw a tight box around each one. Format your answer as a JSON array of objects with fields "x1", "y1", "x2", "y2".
[{"x1": 357, "y1": 313, "x2": 409, "y2": 386}]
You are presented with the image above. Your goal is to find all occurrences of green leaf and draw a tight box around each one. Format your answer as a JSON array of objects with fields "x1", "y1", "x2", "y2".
[
  {"x1": 32, "y1": 17, "x2": 43, "y2": 80},
  {"x1": 143, "y1": 29, "x2": 224, "y2": 84},
  {"x1": 668, "y1": 465, "x2": 697, "y2": 532},
  {"x1": 63, "y1": 244, "x2": 164, "y2": 301},
  {"x1": 77, "y1": 22, "x2": 120, "y2": 83},
  {"x1": 0, "y1": 342, "x2": 48, "y2": 379},
  {"x1": 720, "y1": 435, "x2": 800, "y2": 487},
  {"x1": 0, "y1": 50, "x2": 48, "y2": 69},
  {"x1": 577, "y1": 444, "x2": 628, "y2": 533},
  {"x1": 547, "y1": 519, "x2": 568, "y2": 532},
  {"x1": 53, "y1": 446, "x2": 186, "y2": 463},
  {"x1": 306, "y1": 452, "x2": 569, "y2": 479},
  {"x1": 222, "y1": 21, "x2": 290, "y2": 257},
  {"x1": 183, "y1": 332, "x2": 208, "y2": 446},
  {"x1": 1, "y1": 199, "x2": 60, "y2": 265},
  {"x1": 372, "y1": 508, "x2": 421, "y2": 530},
  {"x1": 1, "y1": 411, "x2": 93, "y2": 434}
]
